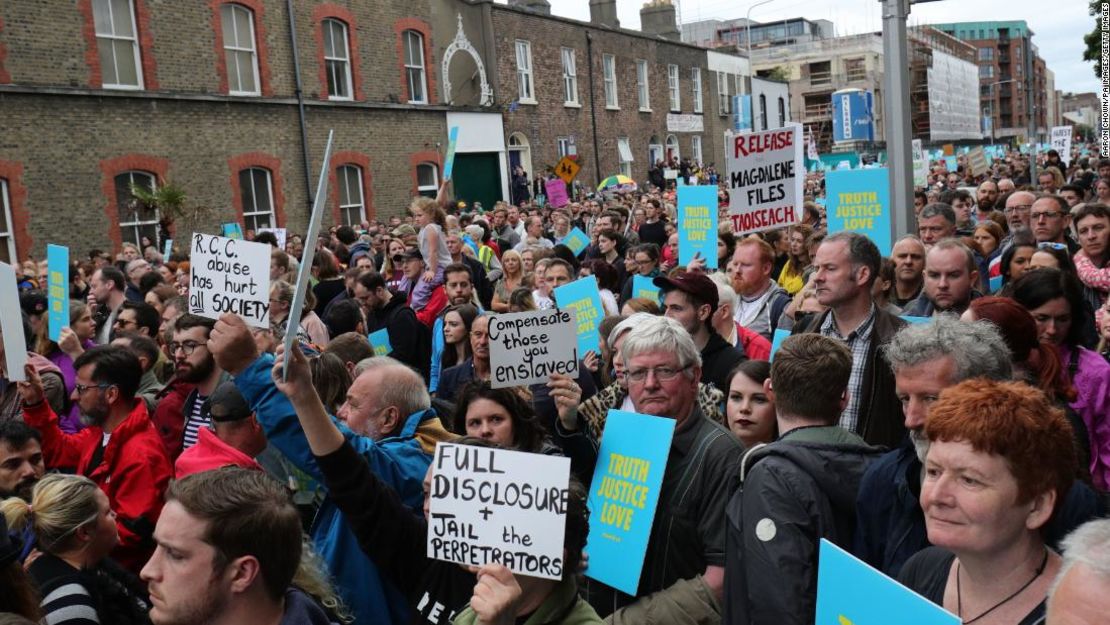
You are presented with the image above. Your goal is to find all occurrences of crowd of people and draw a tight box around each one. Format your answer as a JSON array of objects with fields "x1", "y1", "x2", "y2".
[{"x1": 0, "y1": 141, "x2": 1109, "y2": 625}]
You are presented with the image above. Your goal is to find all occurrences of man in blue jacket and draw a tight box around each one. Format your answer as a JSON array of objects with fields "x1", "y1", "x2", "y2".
[{"x1": 208, "y1": 313, "x2": 455, "y2": 625}]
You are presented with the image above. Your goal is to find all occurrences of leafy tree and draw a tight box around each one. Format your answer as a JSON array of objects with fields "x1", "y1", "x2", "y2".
[{"x1": 1084, "y1": 0, "x2": 1103, "y2": 78}]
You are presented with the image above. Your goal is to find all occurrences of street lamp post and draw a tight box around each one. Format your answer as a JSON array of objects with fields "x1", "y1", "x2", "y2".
[{"x1": 745, "y1": 0, "x2": 777, "y2": 92}]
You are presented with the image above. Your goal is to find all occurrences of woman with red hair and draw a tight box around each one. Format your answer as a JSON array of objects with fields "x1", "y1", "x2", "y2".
[{"x1": 898, "y1": 379, "x2": 1077, "y2": 625}]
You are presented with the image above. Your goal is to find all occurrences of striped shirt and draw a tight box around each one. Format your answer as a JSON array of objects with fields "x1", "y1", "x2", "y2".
[
  {"x1": 182, "y1": 393, "x2": 210, "y2": 450},
  {"x1": 29, "y1": 554, "x2": 100, "y2": 625},
  {"x1": 819, "y1": 306, "x2": 876, "y2": 435}
]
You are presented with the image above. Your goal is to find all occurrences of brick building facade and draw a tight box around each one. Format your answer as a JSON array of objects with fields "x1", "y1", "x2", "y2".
[{"x1": 0, "y1": 0, "x2": 746, "y2": 260}]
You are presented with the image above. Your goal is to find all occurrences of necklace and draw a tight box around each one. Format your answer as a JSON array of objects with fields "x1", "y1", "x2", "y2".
[{"x1": 956, "y1": 547, "x2": 1049, "y2": 624}]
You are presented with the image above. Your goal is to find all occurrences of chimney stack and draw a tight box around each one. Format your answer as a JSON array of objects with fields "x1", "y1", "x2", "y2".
[
  {"x1": 589, "y1": 0, "x2": 620, "y2": 28},
  {"x1": 640, "y1": 0, "x2": 679, "y2": 41},
  {"x1": 507, "y1": 0, "x2": 551, "y2": 16}
]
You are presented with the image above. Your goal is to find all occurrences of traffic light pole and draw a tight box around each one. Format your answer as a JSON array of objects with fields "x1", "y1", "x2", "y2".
[{"x1": 881, "y1": 0, "x2": 915, "y2": 244}]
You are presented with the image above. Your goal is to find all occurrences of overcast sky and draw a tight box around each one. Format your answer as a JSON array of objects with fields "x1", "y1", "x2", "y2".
[{"x1": 526, "y1": 0, "x2": 1098, "y2": 94}]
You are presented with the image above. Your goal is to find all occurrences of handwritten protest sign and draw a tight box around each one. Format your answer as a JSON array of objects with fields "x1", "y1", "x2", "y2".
[
  {"x1": 427, "y1": 443, "x2": 571, "y2": 580},
  {"x1": 912, "y1": 139, "x2": 928, "y2": 188},
  {"x1": 488, "y1": 309, "x2": 578, "y2": 388},
  {"x1": 1050, "y1": 126, "x2": 1072, "y2": 159},
  {"x1": 443, "y1": 126, "x2": 460, "y2": 181},
  {"x1": 47, "y1": 245, "x2": 69, "y2": 342},
  {"x1": 368, "y1": 328, "x2": 392, "y2": 356},
  {"x1": 678, "y1": 185, "x2": 719, "y2": 269},
  {"x1": 0, "y1": 262, "x2": 27, "y2": 381},
  {"x1": 817, "y1": 540, "x2": 959, "y2": 625},
  {"x1": 189, "y1": 234, "x2": 271, "y2": 328},
  {"x1": 967, "y1": 147, "x2": 989, "y2": 178},
  {"x1": 585, "y1": 410, "x2": 675, "y2": 594},
  {"x1": 560, "y1": 227, "x2": 590, "y2": 256},
  {"x1": 726, "y1": 124, "x2": 804, "y2": 236},
  {"x1": 632, "y1": 275, "x2": 662, "y2": 303},
  {"x1": 553, "y1": 277, "x2": 603, "y2": 355},
  {"x1": 258, "y1": 227, "x2": 287, "y2": 249},
  {"x1": 546, "y1": 178, "x2": 569, "y2": 208},
  {"x1": 826, "y1": 168, "x2": 892, "y2": 255}
]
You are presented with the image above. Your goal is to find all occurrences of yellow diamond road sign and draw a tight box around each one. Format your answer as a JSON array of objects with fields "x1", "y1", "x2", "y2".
[{"x1": 555, "y1": 156, "x2": 580, "y2": 184}]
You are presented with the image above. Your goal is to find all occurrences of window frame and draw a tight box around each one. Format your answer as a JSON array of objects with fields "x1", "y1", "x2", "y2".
[
  {"x1": 336, "y1": 164, "x2": 366, "y2": 226},
  {"x1": 778, "y1": 97, "x2": 786, "y2": 128},
  {"x1": 668, "y1": 64, "x2": 681, "y2": 112},
  {"x1": 603, "y1": 54, "x2": 619, "y2": 109},
  {"x1": 403, "y1": 29, "x2": 428, "y2": 105},
  {"x1": 759, "y1": 93, "x2": 768, "y2": 130},
  {"x1": 691, "y1": 67, "x2": 703, "y2": 113},
  {"x1": 238, "y1": 167, "x2": 276, "y2": 231},
  {"x1": 321, "y1": 18, "x2": 354, "y2": 101},
  {"x1": 92, "y1": 0, "x2": 144, "y2": 90},
  {"x1": 115, "y1": 170, "x2": 159, "y2": 249},
  {"x1": 515, "y1": 40, "x2": 536, "y2": 104},
  {"x1": 636, "y1": 59, "x2": 650, "y2": 112},
  {"x1": 556, "y1": 137, "x2": 571, "y2": 160},
  {"x1": 416, "y1": 162, "x2": 439, "y2": 198},
  {"x1": 691, "y1": 136, "x2": 702, "y2": 165},
  {"x1": 0, "y1": 178, "x2": 15, "y2": 264},
  {"x1": 717, "y1": 71, "x2": 730, "y2": 115},
  {"x1": 561, "y1": 47, "x2": 579, "y2": 107},
  {"x1": 221, "y1": 3, "x2": 261, "y2": 96}
]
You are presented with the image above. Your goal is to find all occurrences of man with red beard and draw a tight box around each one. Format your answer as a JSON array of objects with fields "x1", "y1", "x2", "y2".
[{"x1": 152, "y1": 315, "x2": 228, "y2": 460}]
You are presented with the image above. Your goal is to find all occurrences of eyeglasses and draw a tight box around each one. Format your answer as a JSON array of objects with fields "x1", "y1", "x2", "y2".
[
  {"x1": 74, "y1": 382, "x2": 112, "y2": 394},
  {"x1": 169, "y1": 340, "x2": 205, "y2": 355},
  {"x1": 1030, "y1": 211, "x2": 1065, "y2": 221},
  {"x1": 1037, "y1": 242, "x2": 1068, "y2": 251},
  {"x1": 626, "y1": 365, "x2": 691, "y2": 384},
  {"x1": 1002, "y1": 205, "x2": 1032, "y2": 215},
  {"x1": 113, "y1": 318, "x2": 137, "y2": 327}
]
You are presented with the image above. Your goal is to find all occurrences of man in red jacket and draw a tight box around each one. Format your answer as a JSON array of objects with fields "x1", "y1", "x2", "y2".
[{"x1": 18, "y1": 345, "x2": 173, "y2": 573}]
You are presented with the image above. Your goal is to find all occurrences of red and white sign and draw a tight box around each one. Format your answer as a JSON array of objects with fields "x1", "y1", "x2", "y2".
[{"x1": 726, "y1": 124, "x2": 804, "y2": 236}]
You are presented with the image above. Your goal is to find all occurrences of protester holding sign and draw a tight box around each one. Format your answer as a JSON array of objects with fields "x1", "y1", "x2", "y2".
[{"x1": 269, "y1": 342, "x2": 598, "y2": 625}]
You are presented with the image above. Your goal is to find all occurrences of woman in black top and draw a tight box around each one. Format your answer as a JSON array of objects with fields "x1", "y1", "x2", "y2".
[
  {"x1": 1, "y1": 474, "x2": 150, "y2": 625},
  {"x1": 897, "y1": 379, "x2": 1077, "y2": 625}
]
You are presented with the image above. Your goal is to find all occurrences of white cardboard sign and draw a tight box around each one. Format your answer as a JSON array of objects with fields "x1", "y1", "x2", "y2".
[
  {"x1": 427, "y1": 443, "x2": 571, "y2": 580},
  {"x1": 726, "y1": 123, "x2": 804, "y2": 236},
  {"x1": 0, "y1": 262, "x2": 27, "y2": 381},
  {"x1": 488, "y1": 309, "x2": 579, "y2": 389},
  {"x1": 1050, "y1": 126, "x2": 1072, "y2": 161},
  {"x1": 188, "y1": 233, "x2": 271, "y2": 328}
]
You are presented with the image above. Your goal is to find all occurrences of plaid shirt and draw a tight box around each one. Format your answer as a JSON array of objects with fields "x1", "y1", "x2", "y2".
[{"x1": 819, "y1": 306, "x2": 877, "y2": 434}]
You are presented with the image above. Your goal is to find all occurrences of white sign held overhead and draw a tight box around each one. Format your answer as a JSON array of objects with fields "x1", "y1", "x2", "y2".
[
  {"x1": 188, "y1": 234, "x2": 271, "y2": 328},
  {"x1": 0, "y1": 262, "x2": 27, "y2": 381},
  {"x1": 488, "y1": 309, "x2": 579, "y2": 389},
  {"x1": 427, "y1": 443, "x2": 571, "y2": 580},
  {"x1": 282, "y1": 130, "x2": 335, "y2": 379},
  {"x1": 1050, "y1": 126, "x2": 1072, "y2": 161},
  {"x1": 726, "y1": 123, "x2": 804, "y2": 236}
]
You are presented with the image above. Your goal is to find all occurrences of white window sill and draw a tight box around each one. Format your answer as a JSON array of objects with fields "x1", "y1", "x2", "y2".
[
  {"x1": 229, "y1": 91, "x2": 261, "y2": 97},
  {"x1": 408, "y1": 100, "x2": 429, "y2": 105},
  {"x1": 102, "y1": 83, "x2": 143, "y2": 91},
  {"x1": 564, "y1": 101, "x2": 581, "y2": 108},
  {"x1": 639, "y1": 107, "x2": 652, "y2": 113},
  {"x1": 605, "y1": 105, "x2": 620, "y2": 111},
  {"x1": 329, "y1": 95, "x2": 354, "y2": 102},
  {"x1": 518, "y1": 98, "x2": 538, "y2": 105}
]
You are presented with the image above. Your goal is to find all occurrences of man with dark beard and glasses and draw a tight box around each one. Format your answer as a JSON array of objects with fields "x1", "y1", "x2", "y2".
[
  {"x1": 153, "y1": 315, "x2": 230, "y2": 460},
  {"x1": 17, "y1": 345, "x2": 172, "y2": 573}
]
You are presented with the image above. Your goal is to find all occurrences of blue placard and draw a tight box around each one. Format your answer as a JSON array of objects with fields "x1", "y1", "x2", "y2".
[
  {"x1": 632, "y1": 275, "x2": 662, "y2": 304},
  {"x1": 677, "y1": 185, "x2": 719, "y2": 269},
  {"x1": 816, "y1": 539, "x2": 959, "y2": 625},
  {"x1": 585, "y1": 410, "x2": 676, "y2": 595},
  {"x1": 443, "y1": 126, "x2": 460, "y2": 181},
  {"x1": 560, "y1": 227, "x2": 590, "y2": 257},
  {"x1": 162, "y1": 238, "x2": 173, "y2": 260},
  {"x1": 769, "y1": 328, "x2": 791, "y2": 362},
  {"x1": 46, "y1": 244, "x2": 69, "y2": 342},
  {"x1": 901, "y1": 316, "x2": 931, "y2": 325},
  {"x1": 825, "y1": 168, "x2": 892, "y2": 256},
  {"x1": 367, "y1": 328, "x2": 392, "y2": 357},
  {"x1": 222, "y1": 223, "x2": 243, "y2": 240},
  {"x1": 988, "y1": 274, "x2": 1003, "y2": 293},
  {"x1": 831, "y1": 89, "x2": 875, "y2": 143},
  {"x1": 942, "y1": 156, "x2": 958, "y2": 172},
  {"x1": 553, "y1": 277, "x2": 603, "y2": 355}
]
